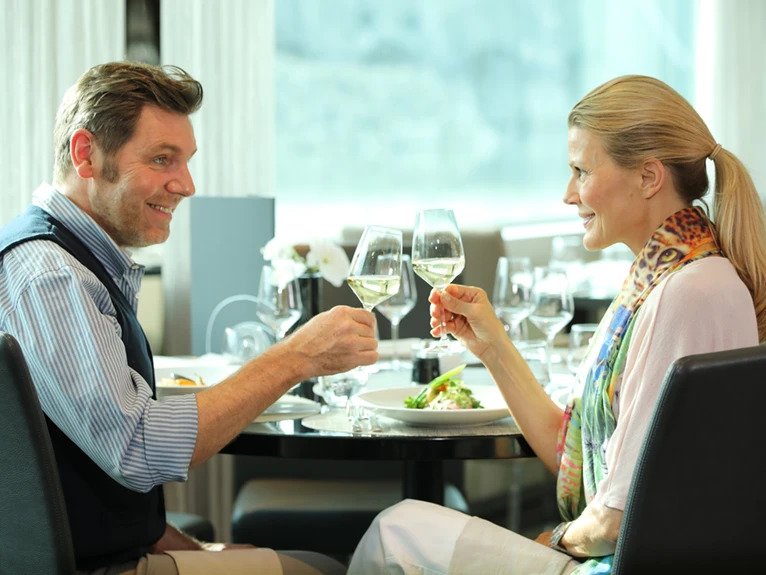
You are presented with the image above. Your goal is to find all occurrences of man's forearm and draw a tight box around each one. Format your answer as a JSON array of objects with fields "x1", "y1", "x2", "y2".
[{"x1": 190, "y1": 343, "x2": 304, "y2": 466}]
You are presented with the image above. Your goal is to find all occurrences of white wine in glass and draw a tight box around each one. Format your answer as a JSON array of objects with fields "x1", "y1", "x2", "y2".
[
  {"x1": 345, "y1": 225, "x2": 403, "y2": 391},
  {"x1": 411, "y1": 209, "x2": 464, "y2": 351},
  {"x1": 347, "y1": 226, "x2": 403, "y2": 311},
  {"x1": 346, "y1": 275, "x2": 401, "y2": 311}
]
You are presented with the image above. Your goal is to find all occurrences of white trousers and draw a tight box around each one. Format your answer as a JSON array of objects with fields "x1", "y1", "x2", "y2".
[{"x1": 348, "y1": 499, "x2": 581, "y2": 575}]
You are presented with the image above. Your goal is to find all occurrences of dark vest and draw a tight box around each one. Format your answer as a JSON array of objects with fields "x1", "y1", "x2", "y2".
[{"x1": 0, "y1": 206, "x2": 165, "y2": 570}]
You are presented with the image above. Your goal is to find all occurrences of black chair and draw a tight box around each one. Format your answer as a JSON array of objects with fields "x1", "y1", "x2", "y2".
[
  {"x1": 232, "y1": 476, "x2": 468, "y2": 556},
  {"x1": 0, "y1": 331, "x2": 76, "y2": 573},
  {"x1": 0, "y1": 331, "x2": 214, "y2": 573},
  {"x1": 613, "y1": 344, "x2": 766, "y2": 574}
]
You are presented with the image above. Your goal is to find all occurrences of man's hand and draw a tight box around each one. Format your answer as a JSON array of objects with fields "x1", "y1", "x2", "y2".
[
  {"x1": 150, "y1": 523, "x2": 204, "y2": 553},
  {"x1": 150, "y1": 523, "x2": 256, "y2": 553},
  {"x1": 192, "y1": 305, "x2": 378, "y2": 467},
  {"x1": 286, "y1": 305, "x2": 379, "y2": 378}
]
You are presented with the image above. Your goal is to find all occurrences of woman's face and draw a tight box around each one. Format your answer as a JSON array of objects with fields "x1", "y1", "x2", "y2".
[{"x1": 563, "y1": 127, "x2": 645, "y2": 254}]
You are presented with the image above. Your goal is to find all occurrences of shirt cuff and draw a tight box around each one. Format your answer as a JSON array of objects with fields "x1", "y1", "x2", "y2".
[{"x1": 143, "y1": 393, "x2": 199, "y2": 484}]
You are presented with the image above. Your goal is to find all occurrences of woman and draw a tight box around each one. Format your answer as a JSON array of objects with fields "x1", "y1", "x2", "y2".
[{"x1": 348, "y1": 75, "x2": 766, "y2": 574}]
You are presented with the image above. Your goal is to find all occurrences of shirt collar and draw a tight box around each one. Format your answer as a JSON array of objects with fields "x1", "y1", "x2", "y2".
[{"x1": 31, "y1": 183, "x2": 143, "y2": 280}]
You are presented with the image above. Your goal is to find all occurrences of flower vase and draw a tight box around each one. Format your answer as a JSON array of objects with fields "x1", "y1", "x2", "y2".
[
  {"x1": 289, "y1": 272, "x2": 323, "y2": 334},
  {"x1": 288, "y1": 273, "x2": 323, "y2": 398}
]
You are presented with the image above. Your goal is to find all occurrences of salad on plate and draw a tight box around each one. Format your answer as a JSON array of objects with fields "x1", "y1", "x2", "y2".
[{"x1": 404, "y1": 364, "x2": 483, "y2": 410}]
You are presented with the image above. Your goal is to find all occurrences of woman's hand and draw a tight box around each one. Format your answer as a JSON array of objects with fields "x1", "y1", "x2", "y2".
[{"x1": 429, "y1": 284, "x2": 507, "y2": 359}]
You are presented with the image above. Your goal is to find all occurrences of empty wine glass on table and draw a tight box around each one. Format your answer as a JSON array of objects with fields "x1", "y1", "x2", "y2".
[
  {"x1": 255, "y1": 265, "x2": 303, "y2": 340},
  {"x1": 377, "y1": 254, "x2": 417, "y2": 370},
  {"x1": 492, "y1": 256, "x2": 534, "y2": 340},
  {"x1": 411, "y1": 208, "x2": 465, "y2": 353},
  {"x1": 528, "y1": 267, "x2": 574, "y2": 388}
]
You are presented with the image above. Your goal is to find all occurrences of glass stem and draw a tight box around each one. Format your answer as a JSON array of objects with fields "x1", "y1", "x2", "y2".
[
  {"x1": 390, "y1": 319, "x2": 400, "y2": 369},
  {"x1": 439, "y1": 288, "x2": 449, "y2": 343},
  {"x1": 545, "y1": 334, "x2": 555, "y2": 388}
]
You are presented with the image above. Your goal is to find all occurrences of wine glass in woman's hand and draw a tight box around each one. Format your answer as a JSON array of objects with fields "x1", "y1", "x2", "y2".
[{"x1": 411, "y1": 208, "x2": 465, "y2": 353}]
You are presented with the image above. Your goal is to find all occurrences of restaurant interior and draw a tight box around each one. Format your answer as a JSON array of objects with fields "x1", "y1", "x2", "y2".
[{"x1": 3, "y1": 0, "x2": 766, "y2": 571}]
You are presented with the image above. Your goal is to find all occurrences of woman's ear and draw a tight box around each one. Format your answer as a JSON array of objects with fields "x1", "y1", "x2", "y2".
[
  {"x1": 640, "y1": 158, "x2": 667, "y2": 200},
  {"x1": 69, "y1": 129, "x2": 95, "y2": 179}
]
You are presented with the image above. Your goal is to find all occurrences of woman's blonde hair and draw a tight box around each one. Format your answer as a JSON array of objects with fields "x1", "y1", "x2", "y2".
[{"x1": 569, "y1": 75, "x2": 766, "y2": 341}]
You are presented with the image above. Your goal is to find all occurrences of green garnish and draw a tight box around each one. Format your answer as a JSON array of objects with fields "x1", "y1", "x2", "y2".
[{"x1": 404, "y1": 364, "x2": 483, "y2": 410}]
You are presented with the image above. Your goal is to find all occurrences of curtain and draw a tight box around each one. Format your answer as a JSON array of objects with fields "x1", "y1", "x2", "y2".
[
  {"x1": 160, "y1": 0, "x2": 275, "y2": 543},
  {"x1": 160, "y1": 0, "x2": 275, "y2": 200},
  {"x1": 0, "y1": 0, "x2": 125, "y2": 225},
  {"x1": 703, "y1": 0, "x2": 766, "y2": 200}
]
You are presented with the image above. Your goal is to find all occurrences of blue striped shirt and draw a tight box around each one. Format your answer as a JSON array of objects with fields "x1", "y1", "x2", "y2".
[{"x1": 0, "y1": 183, "x2": 198, "y2": 493}]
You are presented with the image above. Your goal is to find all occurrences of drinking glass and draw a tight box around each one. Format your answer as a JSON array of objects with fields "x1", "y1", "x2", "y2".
[
  {"x1": 255, "y1": 265, "x2": 303, "y2": 340},
  {"x1": 377, "y1": 255, "x2": 417, "y2": 370},
  {"x1": 528, "y1": 267, "x2": 574, "y2": 383},
  {"x1": 347, "y1": 226, "x2": 403, "y2": 311},
  {"x1": 411, "y1": 208, "x2": 465, "y2": 352},
  {"x1": 566, "y1": 323, "x2": 599, "y2": 375},
  {"x1": 550, "y1": 235, "x2": 586, "y2": 293},
  {"x1": 492, "y1": 256, "x2": 534, "y2": 340}
]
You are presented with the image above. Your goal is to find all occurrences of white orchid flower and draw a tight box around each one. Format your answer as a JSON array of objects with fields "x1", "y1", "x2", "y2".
[
  {"x1": 271, "y1": 259, "x2": 307, "y2": 289},
  {"x1": 262, "y1": 237, "x2": 299, "y2": 263},
  {"x1": 262, "y1": 237, "x2": 306, "y2": 287},
  {"x1": 306, "y1": 239, "x2": 350, "y2": 287}
]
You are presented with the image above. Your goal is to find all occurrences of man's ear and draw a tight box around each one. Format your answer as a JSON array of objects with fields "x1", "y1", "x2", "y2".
[
  {"x1": 70, "y1": 129, "x2": 95, "y2": 179},
  {"x1": 640, "y1": 158, "x2": 666, "y2": 200}
]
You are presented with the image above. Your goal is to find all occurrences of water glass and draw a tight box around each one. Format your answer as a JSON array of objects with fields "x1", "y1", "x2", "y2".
[
  {"x1": 566, "y1": 323, "x2": 599, "y2": 374},
  {"x1": 529, "y1": 267, "x2": 575, "y2": 383},
  {"x1": 492, "y1": 256, "x2": 534, "y2": 339},
  {"x1": 317, "y1": 369, "x2": 369, "y2": 408},
  {"x1": 516, "y1": 340, "x2": 550, "y2": 389},
  {"x1": 255, "y1": 265, "x2": 303, "y2": 339},
  {"x1": 377, "y1": 254, "x2": 417, "y2": 370}
]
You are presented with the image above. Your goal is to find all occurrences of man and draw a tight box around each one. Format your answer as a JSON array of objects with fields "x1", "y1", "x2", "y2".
[{"x1": 0, "y1": 61, "x2": 376, "y2": 574}]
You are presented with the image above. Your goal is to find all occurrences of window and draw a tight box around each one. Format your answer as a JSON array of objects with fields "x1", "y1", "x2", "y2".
[{"x1": 274, "y1": 0, "x2": 697, "y2": 238}]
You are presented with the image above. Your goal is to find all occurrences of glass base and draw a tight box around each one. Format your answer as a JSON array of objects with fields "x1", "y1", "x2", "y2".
[{"x1": 420, "y1": 337, "x2": 465, "y2": 356}]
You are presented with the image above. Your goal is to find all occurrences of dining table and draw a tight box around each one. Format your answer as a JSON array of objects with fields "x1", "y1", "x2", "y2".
[{"x1": 220, "y1": 359, "x2": 574, "y2": 505}]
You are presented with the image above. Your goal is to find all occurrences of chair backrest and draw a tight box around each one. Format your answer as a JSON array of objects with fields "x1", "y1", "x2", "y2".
[
  {"x1": 613, "y1": 344, "x2": 766, "y2": 574},
  {"x1": 0, "y1": 332, "x2": 76, "y2": 574}
]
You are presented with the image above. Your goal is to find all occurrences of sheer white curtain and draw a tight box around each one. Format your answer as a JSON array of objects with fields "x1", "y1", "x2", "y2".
[
  {"x1": 161, "y1": 0, "x2": 275, "y2": 200},
  {"x1": 1, "y1": 0, "x2": 125, "y2": 225},
  {"x1": 160, "y1": 0, "x2": 275, "y2": 543},
  {"x1": 698, "y1": 0, "x2": 766, "y2": 200}
]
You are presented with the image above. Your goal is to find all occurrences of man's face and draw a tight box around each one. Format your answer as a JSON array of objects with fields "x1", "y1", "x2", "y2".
[{"x1": 88, "y1": 105, "x2": 197, "y2": 247}]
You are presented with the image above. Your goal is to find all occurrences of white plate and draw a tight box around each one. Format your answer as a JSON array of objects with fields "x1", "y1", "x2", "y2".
[
  {"x1": 155, "y1": 362, "x2": 239, "y2": 397},
  {"x1": 255, "y1": 395, "x2": 321, "y2": 423},
  {"x1": 354, "y1": 386, "x2": 511, "y2": 427}
]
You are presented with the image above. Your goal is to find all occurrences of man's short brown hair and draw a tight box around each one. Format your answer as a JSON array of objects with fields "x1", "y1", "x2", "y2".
[{"x1": 53, "y1": 61, "x2": 203, "y2": 184}]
